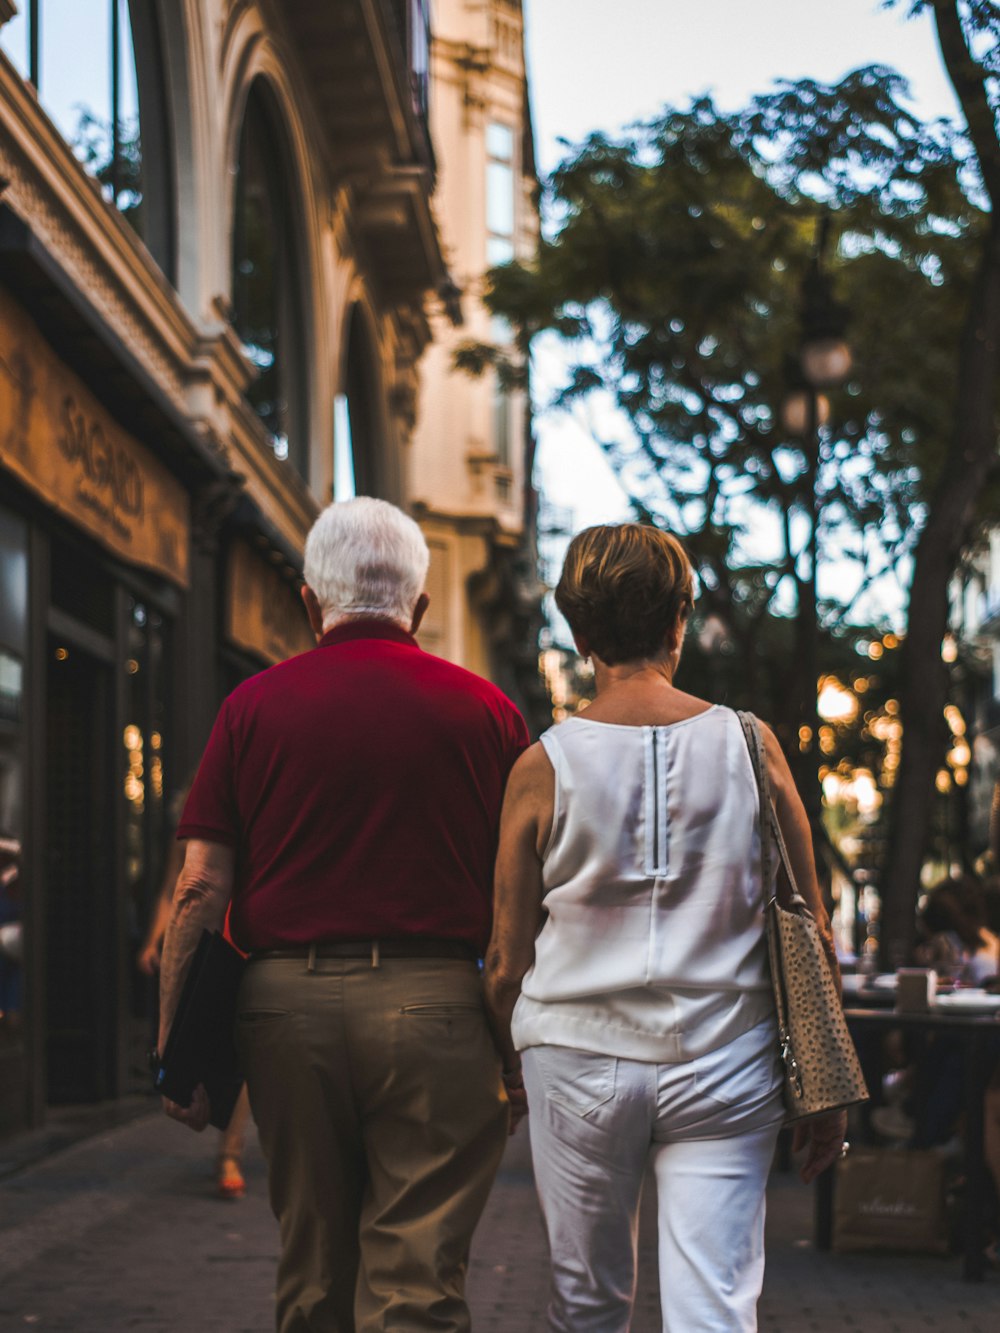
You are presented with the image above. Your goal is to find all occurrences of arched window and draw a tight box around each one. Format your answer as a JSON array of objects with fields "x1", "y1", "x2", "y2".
[
  {"x1": 0, "y1": 2, "x2": 175, "y2": 279},
  {"x1": 232, "y1": 82, "x2": 308, "y2": 475},
  {"x1": 339, "y1": 306, "x2": 382, "y2": 498}
]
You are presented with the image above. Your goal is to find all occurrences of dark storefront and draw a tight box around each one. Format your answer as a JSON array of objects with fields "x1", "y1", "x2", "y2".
[
  {"x1": 0, "y1": 263, "x2": 317, "y2": 1137},
  {"x1": 0, "y1": 281, "x2": 195, "y2": 1133}
]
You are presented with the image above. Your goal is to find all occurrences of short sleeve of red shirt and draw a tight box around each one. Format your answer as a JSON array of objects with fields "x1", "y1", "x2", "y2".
[{"x1": 177, "y1": 699, "x2": 240, "y2": 845}]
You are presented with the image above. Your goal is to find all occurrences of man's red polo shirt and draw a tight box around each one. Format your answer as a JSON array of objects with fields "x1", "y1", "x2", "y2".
[{"x1": 177, "y1": 620, "x2": 529, "y2": 953}]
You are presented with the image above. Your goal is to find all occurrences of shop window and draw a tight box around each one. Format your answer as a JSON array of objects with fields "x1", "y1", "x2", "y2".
[
  {"x1": 123, "y1": 596, "x2": 169, "y2": 1050},
  {"x1": 0, "y1": 1, "x2": 175, "y2": 280},
  {"x1": 232, "y1": 81, "x2": 309, "y2": 476}
]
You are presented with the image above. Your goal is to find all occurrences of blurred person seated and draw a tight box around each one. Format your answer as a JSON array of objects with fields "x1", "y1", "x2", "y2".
[
  {"x1": 914, "y1": 875, "x2": 998, "y2": 985},
  {"x1": 902, "y1": 874, "x2": 1000, "y2": 1263}
]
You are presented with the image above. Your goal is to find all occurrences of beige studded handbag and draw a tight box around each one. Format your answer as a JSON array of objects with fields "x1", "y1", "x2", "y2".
[{"x1": 737, "y1": 712, "x2": 869, "y2": 1123}]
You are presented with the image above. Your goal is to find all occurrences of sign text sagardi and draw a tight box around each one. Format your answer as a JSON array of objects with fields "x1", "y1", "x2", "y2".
[{"x1": 0, "y1": 289, "x2": 190, "y2": 587}]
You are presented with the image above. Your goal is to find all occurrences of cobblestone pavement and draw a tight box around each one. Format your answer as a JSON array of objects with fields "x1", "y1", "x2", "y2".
[{"x1": 0, "y1": 1106, "x2": 996, "y2": 1330}]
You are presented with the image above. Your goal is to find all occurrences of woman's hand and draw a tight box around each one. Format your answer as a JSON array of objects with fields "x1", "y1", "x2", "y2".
[
  {"x1": 792, "y1": 1109, "x2": 848, "y2": 1184},
  {"x1": 503, "y1": 1068, "x2": 529, "y2": 1135}
]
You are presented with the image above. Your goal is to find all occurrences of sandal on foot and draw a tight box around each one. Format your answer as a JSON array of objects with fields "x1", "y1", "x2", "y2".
[{"x1": 217, "y1": 1155, "x2": 246, "y2": 1200}]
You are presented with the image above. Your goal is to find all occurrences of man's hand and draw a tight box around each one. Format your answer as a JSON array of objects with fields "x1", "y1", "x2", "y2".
[
  {"x1": 503, "y1": 1069, "x2": 528, "y2": 1135},
  {"x1": 792, "y1": 1109, "x2": 848, "y2": 1184},
  {"x1": 136, "y1": 942, "x2": 161, "y2": 976},
  {"x1": 162, "y1": 1084, "x2": 211, "y2": 1132}
]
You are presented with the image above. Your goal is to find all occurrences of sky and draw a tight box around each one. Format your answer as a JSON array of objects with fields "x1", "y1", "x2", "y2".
[{"x1": 521, "y1": 0, "x2": 964, "y2": 547}]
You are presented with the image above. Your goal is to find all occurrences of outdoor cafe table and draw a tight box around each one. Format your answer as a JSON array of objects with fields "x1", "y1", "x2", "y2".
[{"x1": 813, "y1": 1003, "x2": 1000, "y2": 1281}]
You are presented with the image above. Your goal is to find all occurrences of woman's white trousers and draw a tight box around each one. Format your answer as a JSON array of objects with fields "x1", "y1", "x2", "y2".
[{"x1": 521, "y1": 1019, "x2": 784, "y2": 1333}]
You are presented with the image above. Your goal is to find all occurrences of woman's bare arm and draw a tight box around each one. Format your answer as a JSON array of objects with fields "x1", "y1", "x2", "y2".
[
  {"x1": 483, "y1": 743, "x2": 552, "y2": 1130},
  {"x1": 759, "y1": 721, "x2": 839, "y2": 988}
]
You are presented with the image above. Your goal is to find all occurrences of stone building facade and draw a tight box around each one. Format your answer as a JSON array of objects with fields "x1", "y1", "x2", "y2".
[
  {"x1": 0, "y1": 0, "x2": 542, "y2": 1138},
  {"x1": 410, "y1": 0, "x2": 544, "y2": 718}
]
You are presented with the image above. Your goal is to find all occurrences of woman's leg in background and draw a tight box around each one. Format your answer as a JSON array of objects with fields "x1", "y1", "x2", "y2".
[{"x1": 217, "y1": 1083, "x2": 252, "y2": 1198}]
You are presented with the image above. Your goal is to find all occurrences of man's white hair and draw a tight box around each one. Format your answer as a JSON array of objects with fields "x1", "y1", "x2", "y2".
[{"x1": 303, "y1": 497, "x2": 430, "y2": 631}]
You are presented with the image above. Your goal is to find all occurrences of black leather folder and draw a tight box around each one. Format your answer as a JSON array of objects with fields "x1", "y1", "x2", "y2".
[{"x1": 154, "y1": 928, "x2": 247, "y2": 1130}]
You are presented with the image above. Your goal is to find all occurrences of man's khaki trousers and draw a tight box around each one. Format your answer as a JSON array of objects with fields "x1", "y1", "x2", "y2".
[{"x1": 236, "y1": 955, "x2": 508, "y2": 1333}]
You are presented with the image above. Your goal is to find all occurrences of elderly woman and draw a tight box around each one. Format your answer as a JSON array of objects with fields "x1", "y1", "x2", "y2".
[{"x1": 485, "y1": 523, "x2": 846, "y2": 1333}]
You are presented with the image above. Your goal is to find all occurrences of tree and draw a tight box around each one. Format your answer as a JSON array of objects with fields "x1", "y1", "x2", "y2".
[
  {"x1": 877, "y1": 0, "x2": 1000, "y2": 964},
  {"x1": 463, "y1": 56, "x2": 991, "y2": 957}
]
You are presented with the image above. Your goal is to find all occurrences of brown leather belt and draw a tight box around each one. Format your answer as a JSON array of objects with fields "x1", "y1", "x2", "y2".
[{"x1": 250, "y1": 939, "x2": 479, "y2": 966}]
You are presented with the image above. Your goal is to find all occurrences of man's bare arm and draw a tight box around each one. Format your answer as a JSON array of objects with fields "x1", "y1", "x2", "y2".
[
  {"x1": 157, "y1": 839, "x2": 234, "y2": 1132},
  {"x1": 158, "y1": 838, "x2": 234, "y2": 1047}
]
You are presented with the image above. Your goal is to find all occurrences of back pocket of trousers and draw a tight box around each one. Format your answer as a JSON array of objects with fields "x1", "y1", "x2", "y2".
[{"x1": 536, "y1": 1046, "x2": 617, "y2": 1117}]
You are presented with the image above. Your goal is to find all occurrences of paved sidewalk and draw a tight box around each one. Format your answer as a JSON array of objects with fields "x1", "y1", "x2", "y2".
[{"x1": 0, "y1": 1105, "x2": 995, "y2": 1330}]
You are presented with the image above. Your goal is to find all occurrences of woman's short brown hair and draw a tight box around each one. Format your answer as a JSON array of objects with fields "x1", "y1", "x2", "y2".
[{"x1": 555, "y1": 523, "x2": 694, "y2": 666}]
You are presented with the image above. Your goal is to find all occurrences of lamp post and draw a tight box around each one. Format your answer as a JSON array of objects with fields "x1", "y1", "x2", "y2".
[{"x1": 781, "y1": 218, "x2": 852, "y2": 855}]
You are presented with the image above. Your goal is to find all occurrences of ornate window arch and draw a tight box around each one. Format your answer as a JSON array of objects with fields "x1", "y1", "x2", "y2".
[{"x1": 231, "y1": 77, "x2": 309, "y2": 475}]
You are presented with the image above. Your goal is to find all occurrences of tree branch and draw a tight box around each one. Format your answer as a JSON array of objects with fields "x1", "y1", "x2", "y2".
[{"x1": 932, "y1": 0, "x2": 1000, "y2": 206}]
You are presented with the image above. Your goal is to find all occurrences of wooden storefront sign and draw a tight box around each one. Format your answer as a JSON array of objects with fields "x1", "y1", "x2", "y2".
[
  {"x1": 0, "y1": 288, "x2": 190, "y2": 587},
  {"x1": 226, "y1": 539, "x2": 314, "y2": 666}
]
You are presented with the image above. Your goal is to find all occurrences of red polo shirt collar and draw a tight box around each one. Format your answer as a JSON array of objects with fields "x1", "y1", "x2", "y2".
[{"x1": 318, "y1": 619, "x2": 419, "y2": 651}]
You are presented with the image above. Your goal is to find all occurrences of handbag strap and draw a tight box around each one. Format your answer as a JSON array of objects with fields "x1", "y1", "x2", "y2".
[{"x1": 736, "y1": 711, "x2": 808, "y2": 913}]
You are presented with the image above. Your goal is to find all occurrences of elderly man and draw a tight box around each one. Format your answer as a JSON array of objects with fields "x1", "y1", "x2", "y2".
[{"x1": 158, "y1": 497, "x2": 529, "y2": 1333}]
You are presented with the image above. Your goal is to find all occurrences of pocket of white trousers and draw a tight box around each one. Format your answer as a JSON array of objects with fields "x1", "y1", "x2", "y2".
[
  {"x1": 534, "y1": 1045, "x2": 617, "y2": 1117},
  {"x1": 692, "y1": 1023, "x2": 781, "y2": 1111}
]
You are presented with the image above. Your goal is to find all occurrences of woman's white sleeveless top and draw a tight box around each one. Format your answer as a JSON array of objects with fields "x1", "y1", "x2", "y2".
[{"x1": 511, "y1": 705, "x2": 775, "y2": 1062}]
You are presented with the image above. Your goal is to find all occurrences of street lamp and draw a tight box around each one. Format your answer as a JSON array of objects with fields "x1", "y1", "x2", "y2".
[{"x1": 781, "y1": 217, "x2": 852, "y2": 853}]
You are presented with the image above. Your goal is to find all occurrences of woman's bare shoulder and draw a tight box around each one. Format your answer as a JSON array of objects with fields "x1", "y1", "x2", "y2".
[
  {"x1": 753, "y1": 718, "x2": 796, "y2": 798},
  {"x1": 508, "y1": 740, "x2": 554, "y2": 791}
]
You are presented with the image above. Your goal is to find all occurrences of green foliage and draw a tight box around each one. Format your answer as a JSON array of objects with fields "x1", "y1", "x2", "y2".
[
  {"x1": 468, "y1": 67, "x2": 988, "y2": 742},
  {"x1": 71, "y1": 109, "x2": 144, "y2": 230}
]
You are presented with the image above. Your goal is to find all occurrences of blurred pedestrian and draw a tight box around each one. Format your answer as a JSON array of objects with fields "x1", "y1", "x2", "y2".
[
  {"x1": 485, "y1": 522, "x2": 846, "y2": 1333},
  {"x1": 158, "y1": 498, "x2": 529, "y2": 1333},
  {"x1": 0, "y1": 834, "x2": 23, "y2": 1036}
]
